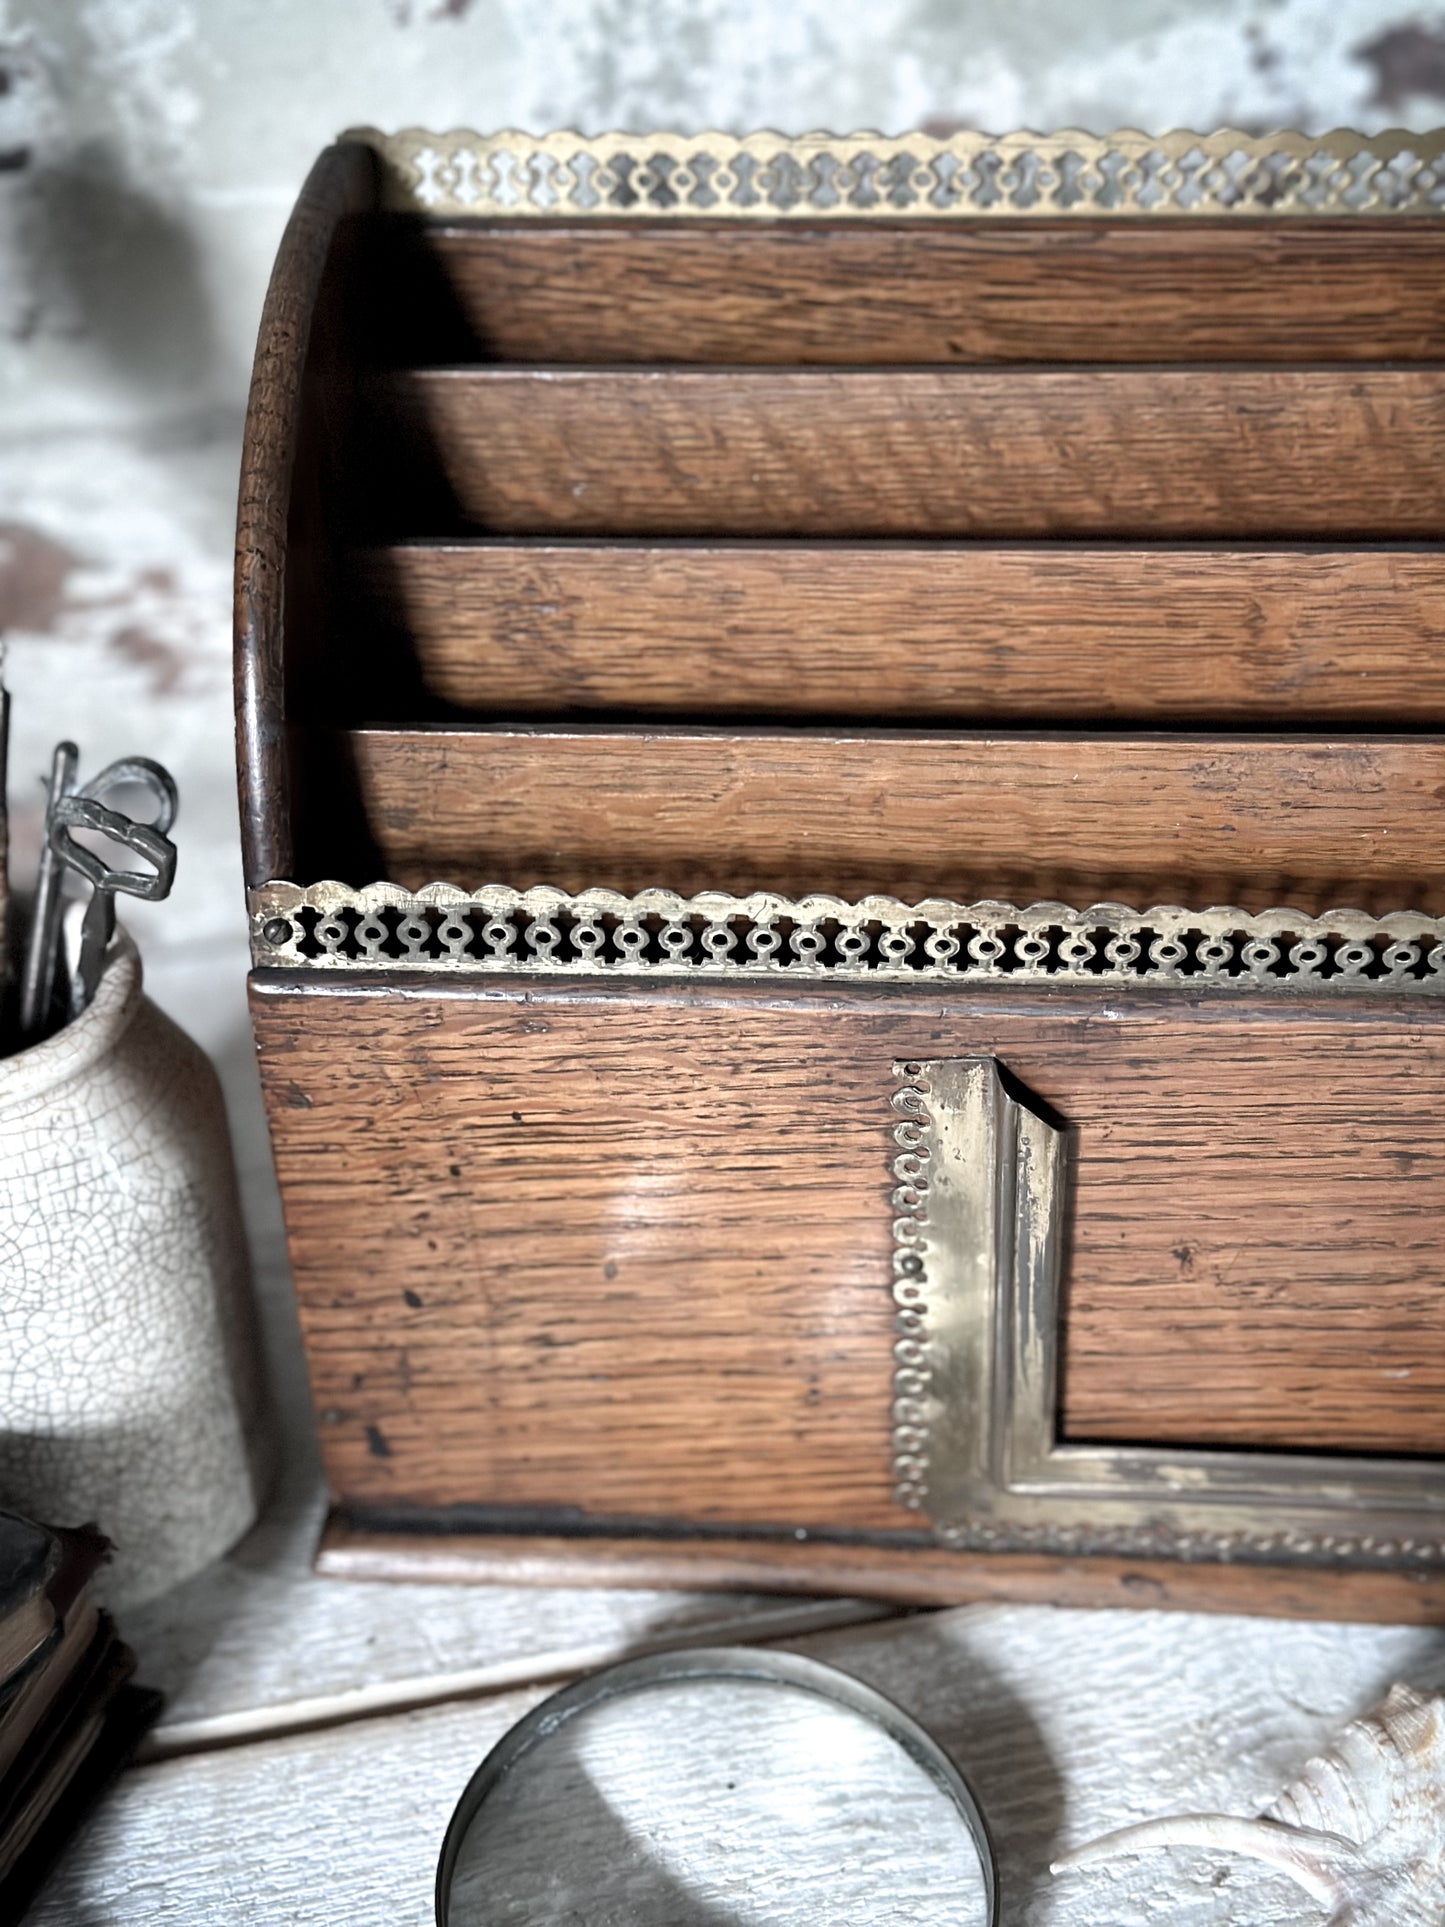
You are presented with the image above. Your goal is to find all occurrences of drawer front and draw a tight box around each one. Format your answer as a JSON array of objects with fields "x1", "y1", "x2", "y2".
[{"x1": 252, "y1": 971, "x2": 1445, "y2": 1575}]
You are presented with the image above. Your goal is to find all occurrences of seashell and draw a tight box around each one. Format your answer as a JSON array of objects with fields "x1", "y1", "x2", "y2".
[{"x1": 1050, "y1": 1683, "x2": 1445, "y2": 1925}]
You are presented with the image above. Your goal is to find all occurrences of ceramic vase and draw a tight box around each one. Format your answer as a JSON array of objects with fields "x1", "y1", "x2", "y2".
[{"x1": 0, "y1": 932, "x2": 268, "y2": 1606}]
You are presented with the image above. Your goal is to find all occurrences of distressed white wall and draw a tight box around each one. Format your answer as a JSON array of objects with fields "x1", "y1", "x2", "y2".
[{"x1": 2, "y1": 1, "x2": 1443, "y2": 429}]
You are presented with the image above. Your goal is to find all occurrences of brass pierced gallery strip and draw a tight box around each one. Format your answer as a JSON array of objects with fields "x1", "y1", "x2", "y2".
[
  {"x1": 249, "y1": 883, "x2": 1445, "y2": 994},
  {"x1": 344, "y1": 126, "x2": 1445, "y2": 221}
]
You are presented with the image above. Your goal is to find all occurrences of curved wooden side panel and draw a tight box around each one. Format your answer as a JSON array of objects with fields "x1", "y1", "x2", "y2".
[{"x1": 234, "y1": 141, "x2": 377, "y2": 887}]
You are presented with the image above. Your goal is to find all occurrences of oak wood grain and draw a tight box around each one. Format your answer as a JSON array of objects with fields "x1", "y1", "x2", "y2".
[
  {"x1": 356, "y1": 540, "x2": 1445, "y2": 724},
  {"x1": 374, "y1": 219, "x2": 1445, "y2": 365},
  {"x1": 252, "y1": 974, "x2": 1445, "y2": 1540},
  {"x1": 331, "y1": 725, "x2": 1445, "y2": 915},
  {"x1": 234, "y1": 140, "x2": 377, "y2": 887},
  {"x1": 318, "y1": 1520, "x2": 1445, "y2": 1624},
  {"x1": 364, "y1": 365, "x2": 1445, "y2": 538}
]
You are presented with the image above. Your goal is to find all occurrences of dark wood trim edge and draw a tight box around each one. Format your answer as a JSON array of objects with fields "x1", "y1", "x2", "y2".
[
  {"x1": 234, "y1": 141, "x2": 377, "y2": 887},
  {"x1": 314, "y1": 1516, "x2": 1445, "y2": 1623}
]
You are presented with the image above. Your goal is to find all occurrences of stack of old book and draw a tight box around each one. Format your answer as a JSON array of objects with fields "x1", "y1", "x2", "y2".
[{"x1": 0, "y1": 1509, "x2": 157, "y2": 1915}]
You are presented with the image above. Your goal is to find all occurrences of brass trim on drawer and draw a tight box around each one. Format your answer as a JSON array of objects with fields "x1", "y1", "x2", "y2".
[{"x1": 890, "y1": 1057, "x2": 1445, "y2": 1569}]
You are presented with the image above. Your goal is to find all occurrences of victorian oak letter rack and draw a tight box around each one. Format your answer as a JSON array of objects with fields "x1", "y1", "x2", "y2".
[{"x1": 237, "y1": 128, "x2": 1445, "y2": 1620}]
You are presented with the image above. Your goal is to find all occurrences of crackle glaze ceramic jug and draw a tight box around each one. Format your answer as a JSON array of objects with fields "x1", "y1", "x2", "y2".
[{"x1": 0, "y1": 931, "x2": 268, "y2": 1606}]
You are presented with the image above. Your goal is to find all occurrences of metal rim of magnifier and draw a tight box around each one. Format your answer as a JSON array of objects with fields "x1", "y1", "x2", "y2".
[{"x1": 435, "y1": 1643, "x2": 1000, "y2": 1925}]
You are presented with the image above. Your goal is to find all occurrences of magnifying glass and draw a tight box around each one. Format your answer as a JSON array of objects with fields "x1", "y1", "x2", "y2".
[{"x1": 437, "y1": 1647, "x2": 999, "y2": 1926}]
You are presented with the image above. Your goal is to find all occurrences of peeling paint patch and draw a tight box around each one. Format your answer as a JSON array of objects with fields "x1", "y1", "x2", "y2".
[
  {"x1": 76, "y1": 0, "x2": 202, "y2": 173},
  {"x1": 0, "y1": 36, "x2": 63, "y2": 171},
  {"x1": 108, "y1": 622, "x2": 186, "y2": 695},
  {"x1": 0, "y1": 523, "x2": 81, "y2": 632},
  {"x1": 386, "y1": 0, "x2": 475, "y2": 24},
  {"x1": 0, "y1": 33, "x2": 73, "y2": 342},
  {"x1": 0, "y1": 521, "x2": 207, "y2": 698},
  {"x1": 1355, "y1": 20, "x2": 1445, "y2": 108}
]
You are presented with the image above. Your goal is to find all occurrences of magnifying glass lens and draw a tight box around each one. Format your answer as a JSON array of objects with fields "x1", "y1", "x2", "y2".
[{"x1": 443, "y1": 1669, "x2": 992, "y2": 1925}]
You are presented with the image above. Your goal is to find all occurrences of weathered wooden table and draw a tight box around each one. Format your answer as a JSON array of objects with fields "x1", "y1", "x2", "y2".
[{"x1": 27, "y1": 1458, "x2": 1445, "y2": 1923}]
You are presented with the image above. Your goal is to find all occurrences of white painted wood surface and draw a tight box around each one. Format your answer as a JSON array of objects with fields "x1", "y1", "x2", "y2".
[
  {"x1": 125, "y1": 1471, "x2": 883, "y2": 1753},
  {"x1": 32, "y1": 1604, "x2": 1445, "y2": 1924}
]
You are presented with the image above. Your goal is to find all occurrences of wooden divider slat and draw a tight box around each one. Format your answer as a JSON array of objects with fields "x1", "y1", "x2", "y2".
[
  {"x1": 331, "y1": 726, "x2": 1445, "y2": 914},
  {"x1": 373, "y1": 221, "x2": 1445, "y2": 365},
  {"x1": 357, "y1": 541, "x2": 1445, "y2": 722},
  {"x1": 365, "y1": 366, "x2": 1445, "y2": 537}
]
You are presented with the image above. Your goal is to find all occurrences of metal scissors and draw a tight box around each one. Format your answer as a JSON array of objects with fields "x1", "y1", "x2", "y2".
[
  {"x1": 48, "y1": 793, "x2": 178, "y2": 1018},
  {"x1": 19, "y1": 752, "x2": 179, "y2": 1038}
]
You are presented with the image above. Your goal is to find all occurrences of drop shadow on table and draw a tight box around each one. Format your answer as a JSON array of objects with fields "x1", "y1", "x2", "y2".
[
  {"x1": 926, "y1": 1664, "x2": 1064, "y2": 1925},
  {"x1": 446, "y1": 1767, "x2": 750, "y2": 1927},
  {"x1": 794, "y1": 1612, "x2": 1067, "y2": 1926}
]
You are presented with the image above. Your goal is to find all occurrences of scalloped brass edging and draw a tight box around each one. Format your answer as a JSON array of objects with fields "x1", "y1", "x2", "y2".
[
  {"x1": 248, "y1": 881, "x2": 1445, "y2": 994},
  {"x1": 342, "y1": 125, "x2": 1445, "y2": 219}
]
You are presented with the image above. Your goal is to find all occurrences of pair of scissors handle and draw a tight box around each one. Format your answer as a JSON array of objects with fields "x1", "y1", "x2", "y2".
[
  {"x1": 49, "y1": 795, "x2": 179, "y2": 1015},
  {"x1": 19, "y1": 748, "x2": 181, "y2": 1039},
  {"x1": 48, "y1": 795, "x2": 178, "y2": 902},
  {"x1": 17, "y1": 742, "x2": 79, "y2": 1040},
  {"x1": 78, "y1": 756, "x2": 178, "y2": 836}
]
